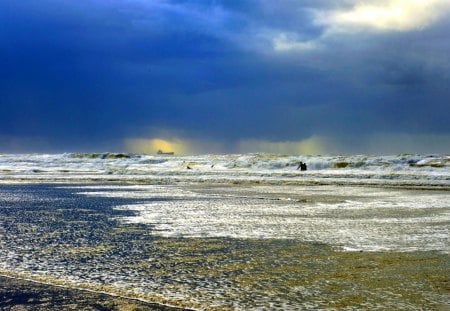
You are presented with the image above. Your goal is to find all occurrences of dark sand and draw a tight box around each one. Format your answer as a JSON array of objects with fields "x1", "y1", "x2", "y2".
[{"x1": 0, "y1": 275, "x2": 186, "y2": 311}]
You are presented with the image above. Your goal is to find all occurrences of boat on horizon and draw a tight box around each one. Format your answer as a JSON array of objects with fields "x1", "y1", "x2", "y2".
[{"x1": 157, "y1": 150, "x2": 174, "y2": 155}]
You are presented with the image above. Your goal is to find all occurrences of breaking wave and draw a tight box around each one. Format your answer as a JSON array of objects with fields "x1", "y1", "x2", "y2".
[{"x1": 0, "y1": 153, "x2": 448, "y2": 188}]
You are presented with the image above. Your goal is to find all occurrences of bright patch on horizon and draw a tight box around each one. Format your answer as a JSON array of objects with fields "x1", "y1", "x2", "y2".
[
  {"x1": 319, "y1": 0, "x2": 450, "y2": 32},
  {"x1": 237, "y1": 136, "x2": 328, "y2": 155},
  {"x1": 125, "y1": 138, "x2": 189, "y2": 155}
]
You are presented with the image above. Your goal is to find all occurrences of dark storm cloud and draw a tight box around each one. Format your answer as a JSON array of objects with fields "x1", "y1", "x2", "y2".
[
  {"x1": 0, "y1": 0, "x2": 449, "y2": 153},
  {"x1": 0, "y1": 0, "x2": 232, "y2": 146}
]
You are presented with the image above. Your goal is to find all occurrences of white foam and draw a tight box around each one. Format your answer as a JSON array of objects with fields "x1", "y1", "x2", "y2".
[
  {"x1": 71, "y1": 184, "x2": 450, "y2": 253},
  {"x1": 1, "y1": 153, "x2": 449, "y2": 253},
  {"x1": 1, "y1": 153, "x2": 449, "y2": 188}
]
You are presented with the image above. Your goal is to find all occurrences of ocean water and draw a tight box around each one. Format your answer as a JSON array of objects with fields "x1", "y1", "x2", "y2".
[
  {"x1": 0, "y1": 153, "x2": 449, "y2": 309},
  {"x1": 0, "y1": 152, "x2": 449, "y2": 187}
]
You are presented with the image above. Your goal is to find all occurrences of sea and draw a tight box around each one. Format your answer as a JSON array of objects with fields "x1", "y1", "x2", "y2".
[{"x1": 0, "y1": 153, "x2": 449, "y2": 310}]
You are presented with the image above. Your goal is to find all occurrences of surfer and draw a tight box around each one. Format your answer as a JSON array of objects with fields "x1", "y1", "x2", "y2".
[
  {"x1": 297, "y1": 161, "x2": 307, "y2": 171},
  {"x1": 302, "y1": 162, "x2": 307, "y2": 171}
]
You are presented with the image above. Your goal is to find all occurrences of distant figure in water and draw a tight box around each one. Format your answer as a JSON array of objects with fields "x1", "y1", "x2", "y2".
[{"x1": 297, "y1": 161, "x2": 307, "y2": 171}]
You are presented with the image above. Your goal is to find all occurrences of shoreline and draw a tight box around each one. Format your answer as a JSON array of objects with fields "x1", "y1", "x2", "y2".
[
  {"x1": 0, "y1": 274, "x2": 193, "y2": 311},
  {"x1": 1, "y1": 182, "x2": 448, "y2": 309},
  {"x1": 2, "y1": 248, "x2": 449, "y2": 310},
  {"x1": 0, "y1": 177, "x2": 449, "y2": 191}
]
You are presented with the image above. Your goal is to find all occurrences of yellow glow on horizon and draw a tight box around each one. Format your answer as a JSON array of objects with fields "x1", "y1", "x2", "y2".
[
  {"x1": 125, "y1": 136, "x2": 329, "y2": 155},
  {"x1": 237, "y1": 136, "x2": 328, "y2": 155},
  {"x1": 125, "y1": 138, "x2": 189, "y2": 155},
  {"x1": 320, "y1": 0, "x2": 449, "y2": 32},
  {"x1": 123, "y1": 133, "x2": 450, "y2": 155}
]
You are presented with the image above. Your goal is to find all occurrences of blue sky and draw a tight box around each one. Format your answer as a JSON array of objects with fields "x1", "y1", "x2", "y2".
[{"x1": 1, "y1": 0, "x2": 449, "y2": 154}]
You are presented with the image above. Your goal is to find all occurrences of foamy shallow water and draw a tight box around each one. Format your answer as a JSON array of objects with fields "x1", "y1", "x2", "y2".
[{"x1": 73, "y1": 184, "x2": 450, "y2": 253}]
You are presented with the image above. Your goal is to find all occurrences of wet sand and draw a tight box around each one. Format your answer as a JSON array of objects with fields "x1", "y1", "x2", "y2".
[
  {"x1": 0, "y1": 275, "x2": 186, "y2": 310},
  {"x1": 0, "y1": 183, "x2": 449, "y2": 310}
]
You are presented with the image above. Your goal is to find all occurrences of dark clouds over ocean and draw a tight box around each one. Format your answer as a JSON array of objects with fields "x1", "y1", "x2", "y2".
[{"x1": 1, "y1": 1, "x2": 449, "y2": 154}]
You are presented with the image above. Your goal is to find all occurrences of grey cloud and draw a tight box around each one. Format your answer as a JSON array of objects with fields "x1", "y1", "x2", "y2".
[{"x1": 0, "y1": 0, "x2": 448, "y2": 153}]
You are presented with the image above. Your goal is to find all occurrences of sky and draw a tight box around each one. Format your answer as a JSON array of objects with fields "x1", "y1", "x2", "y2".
[{"x1": 1, "y1": 0, "x2": 449, "y2": 155}]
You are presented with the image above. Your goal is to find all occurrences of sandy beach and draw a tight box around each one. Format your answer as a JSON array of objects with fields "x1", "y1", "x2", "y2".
[
  {"x1": 0, "y1": 182, "x2": 449, "y2": 309},
  {"x1": 0, "y1": 275, "x2": 187, "y2": 310}
]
